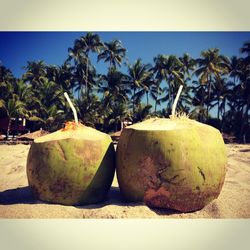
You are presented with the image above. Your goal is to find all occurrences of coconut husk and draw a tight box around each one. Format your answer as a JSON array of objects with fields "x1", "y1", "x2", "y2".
[
  {"x1": 18, "y1": 130, "x2": 50, "y2": 141},
  {"x1": 0, "y1": 134, "x2": 4, "y2": 140}
]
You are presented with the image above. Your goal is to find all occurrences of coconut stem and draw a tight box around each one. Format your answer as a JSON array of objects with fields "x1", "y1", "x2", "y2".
[
  {"x1": 64, "y1": 92, "x2": 78, "y2": 124},
  {"x1": 171, "y1": 85, "x2": 183, "y2": 117}
]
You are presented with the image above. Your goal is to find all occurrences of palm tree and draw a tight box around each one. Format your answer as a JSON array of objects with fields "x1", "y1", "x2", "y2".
[
  {"x1": 105, "y1": 102, "x2": 131, "y2": 132},
  {"x1": 240, "y1": 40, "x2": 250, "y2": 64},
  {"x1": 195, "y1": 48, "x2": 229, "y2": 117},
  {"x1": 22, "y1": 61, "x2": 70, "y2": 130},
  {"x1": 225, "y1": 56, "x2": 243, "y2": 125},
  {"x1": 191, "y1": 80, "x2": 208, "y2": 122},
  {"x1": 133, "y1": 103, "x2": 152, "y2": 122},
  {"x1": 22, "y1": 60, "x2": 47, "y2": 91},
  {"x1": 0, "y1": 93, "x2": 28, "y2": 137},
  {"x1": 179, "y1": 53, "x2": 196, "y2": 77},
  {"x1": 99, "y1": 69, "x2": 130, "y2": 109},
  {"x1": 46, "y1": 65, "x2": 58, "y2": 83},
  {"x1": 229, "y1": 79, "x2": 250, "y2": 142},
  {"x1": 150, "y1": 78, "x2": 164, "y2": 113},
  {"x1": 228, "y1": 56, "x2": 242, "y2": 87},
  {"x1": 127, "y1": 59, "x2": 154, "y2": 112},
  {"x1": 98, "y1": 39, "x2": 126, "y2": 71},
  {"x1": 74, "y1": 58, "x2": 97, "y2": 99},
  {"x1": 28, "y1": 77, "x2": 70, "y2": 131},
  {"x1": 0, "y1": 64, "x2": 15, "y2": 101},
  {"x1": 78, "y1": 33, "x2": 103, "y2": 97},
  {"x1": 57, "y1": 62, "x2": 75, "y2": 92},
  {"x1": 178, "y1": 53, "x2": 196, "y2": 114},
  {"x1": 76, "y1": 93, "x2": 103, "y2": 128},
  {"x1": 68, "y1": 33, "x2": 103, "y2": 98},
  {"x1": 98, "y1": 69, "x2": 131, "y2": 132},
  {"x1": 13, "y1": 79, "x2": 34, "y2": 104},
  {"x1": 224, "y1": 41, "x2": 250, "y2": 142},
  {"x1": 189, "y1": 105, "x2": 208, "y2": 122},
  {"x1": 209, "y1": 77, "x2": 234, "y2": 131},
  {"x1": 153, "y1": 54, "x2": 184, "y2": 112},
  {"x1": 0, "y1": 64, "x2": 14, "y2": 82},
  {"x1": 238, "y1": 58, "x2": 250, "y2": 142},
  {"x1": 46, "y1": 62, "x2": 75, "y2": 92},
  {"x1": 68, "y1": 33, "x2": 103, "y2": 63}
]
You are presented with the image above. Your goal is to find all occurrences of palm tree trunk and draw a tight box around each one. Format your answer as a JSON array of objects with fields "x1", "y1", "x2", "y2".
[
  {"x1": 240, "y1": 101, "x2": 250, "y2": 143},
  {"x1": 120, "y1": 120, "x2": 124, "y2": 130},
  {"x1": 7, "y1": 118, "x2": 11, "y2": 139},
  {"x1": 154, "y1": 101, "x2": 157, "y2": 113},
  {"x1": 79, "y1": 80, "x2": 83, "y2": 99},
  {"x1": 146, "y1": 91, "x2": 149, "y2": 105},
  {"x1": 133, "y1": 87, "x2": 135, "y2": 114},
  {"x1": 154, "y1": 96, "x2": 158, "y2": 114},
  {"x1": 109, "y1": 60, "x2": 112, "y2": 72},
  {"x1": 78, "y1": 88, "x2": 80, "y2": 100},
  {"x1": 200, "y1": 85, "x2": 206, "y2": 122},
  {"x1": 232, "y1": 76, "x2": 237, "y2": 111},
  {"x1": 245, "y1": 102, "x2": 250, "y2": 141},
  {"x1": 207, "y1": 75, "x2": 213, "y2": 118},
  {"x1": 86, "y1": 56, "x2": 89, "y2": 99},
  {"x1": 167, "y1": 80, "x2": 171, "y2": 111},
  {"x1": 154, "y1": 85, "x2": 159, "y2": 113},
  {"x1": 221, "y1": 98, "x2": 226, "y2": 132},
  {"x1": 217, "y1": 96, "x2": 220, "y2": 121},
  {"x1": 169, "y1": 83, "x2": 172, "y2": 107}
]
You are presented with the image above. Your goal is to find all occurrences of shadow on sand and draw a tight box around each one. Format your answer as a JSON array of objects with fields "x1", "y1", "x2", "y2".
[
  {"x1": 0, "y1": 186, "x2": 37, "y2": 205},
  {"x1": 0, "y1": 186, "x2": 180, "y2": 216},
  {"x1": 0, "y1": 186, "x2": 132, "y2": 207},
  {"x1": 0, "y1": 186, "x2": 140, "y2": 209},
  {"x1": 148, "y1": 207, "x2": 183, "y2": 216},
  {"x1": 74, "y1": 186, "x2": 143, "y2": 209}
]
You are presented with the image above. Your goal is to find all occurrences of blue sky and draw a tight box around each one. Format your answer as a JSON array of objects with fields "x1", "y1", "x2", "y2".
[{"x1": 0, "y1": 32, "x2": 250, "y2": 78}]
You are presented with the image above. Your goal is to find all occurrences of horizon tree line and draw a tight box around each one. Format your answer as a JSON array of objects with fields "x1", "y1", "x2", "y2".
[{"x1": 0, "y1": 33, "x2": 249, "y2": 142}]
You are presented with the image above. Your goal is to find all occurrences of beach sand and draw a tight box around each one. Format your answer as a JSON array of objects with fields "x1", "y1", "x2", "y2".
[{"x1": 0, "y1": 143, "x2": 249, "y2": 218}]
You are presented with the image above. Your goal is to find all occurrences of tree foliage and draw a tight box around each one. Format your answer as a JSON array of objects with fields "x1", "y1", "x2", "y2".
[{"x1": 0, "y1": 34, "x2": 249, "y2": 142}]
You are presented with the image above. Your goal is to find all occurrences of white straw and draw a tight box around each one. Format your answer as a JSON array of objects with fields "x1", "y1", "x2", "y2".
[
  {"x1": 171, "y1": 85, "x2": 183, "y2": 117},
  {"x1": 64, "y1": 92, "x2": 78, "y2": 124}
]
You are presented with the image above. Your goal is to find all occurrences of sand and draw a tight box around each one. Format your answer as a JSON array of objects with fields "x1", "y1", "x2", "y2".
[{"x1": 0, "y1": 143, "x2": 249, "y2": 218}]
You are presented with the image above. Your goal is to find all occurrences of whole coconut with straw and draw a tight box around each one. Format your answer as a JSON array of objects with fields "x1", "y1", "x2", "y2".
[
  {"x1": 26, "y1": 93, "x2": 115, "y2": 205},
  {"x1": 116, "y1": 85, "x2": 227, "y2": 212}
]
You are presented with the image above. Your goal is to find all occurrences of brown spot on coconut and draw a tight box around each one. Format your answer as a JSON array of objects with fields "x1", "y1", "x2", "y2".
[{"x1": 116, "y1": 116, "x2": 227, "y2": 212}]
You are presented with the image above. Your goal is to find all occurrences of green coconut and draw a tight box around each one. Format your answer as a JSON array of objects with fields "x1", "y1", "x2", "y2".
[
  {"x1": 27, "y1": 121, "x2": 115, "y2": 205},
  {"x1": 116, "y1": 117, "x2": 227, "y2": 212}
]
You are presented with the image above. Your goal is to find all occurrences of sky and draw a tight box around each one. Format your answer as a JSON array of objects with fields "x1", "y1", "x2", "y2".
[{"x1": 0, "y1": 32, "x2": 250, "y2": 78}]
